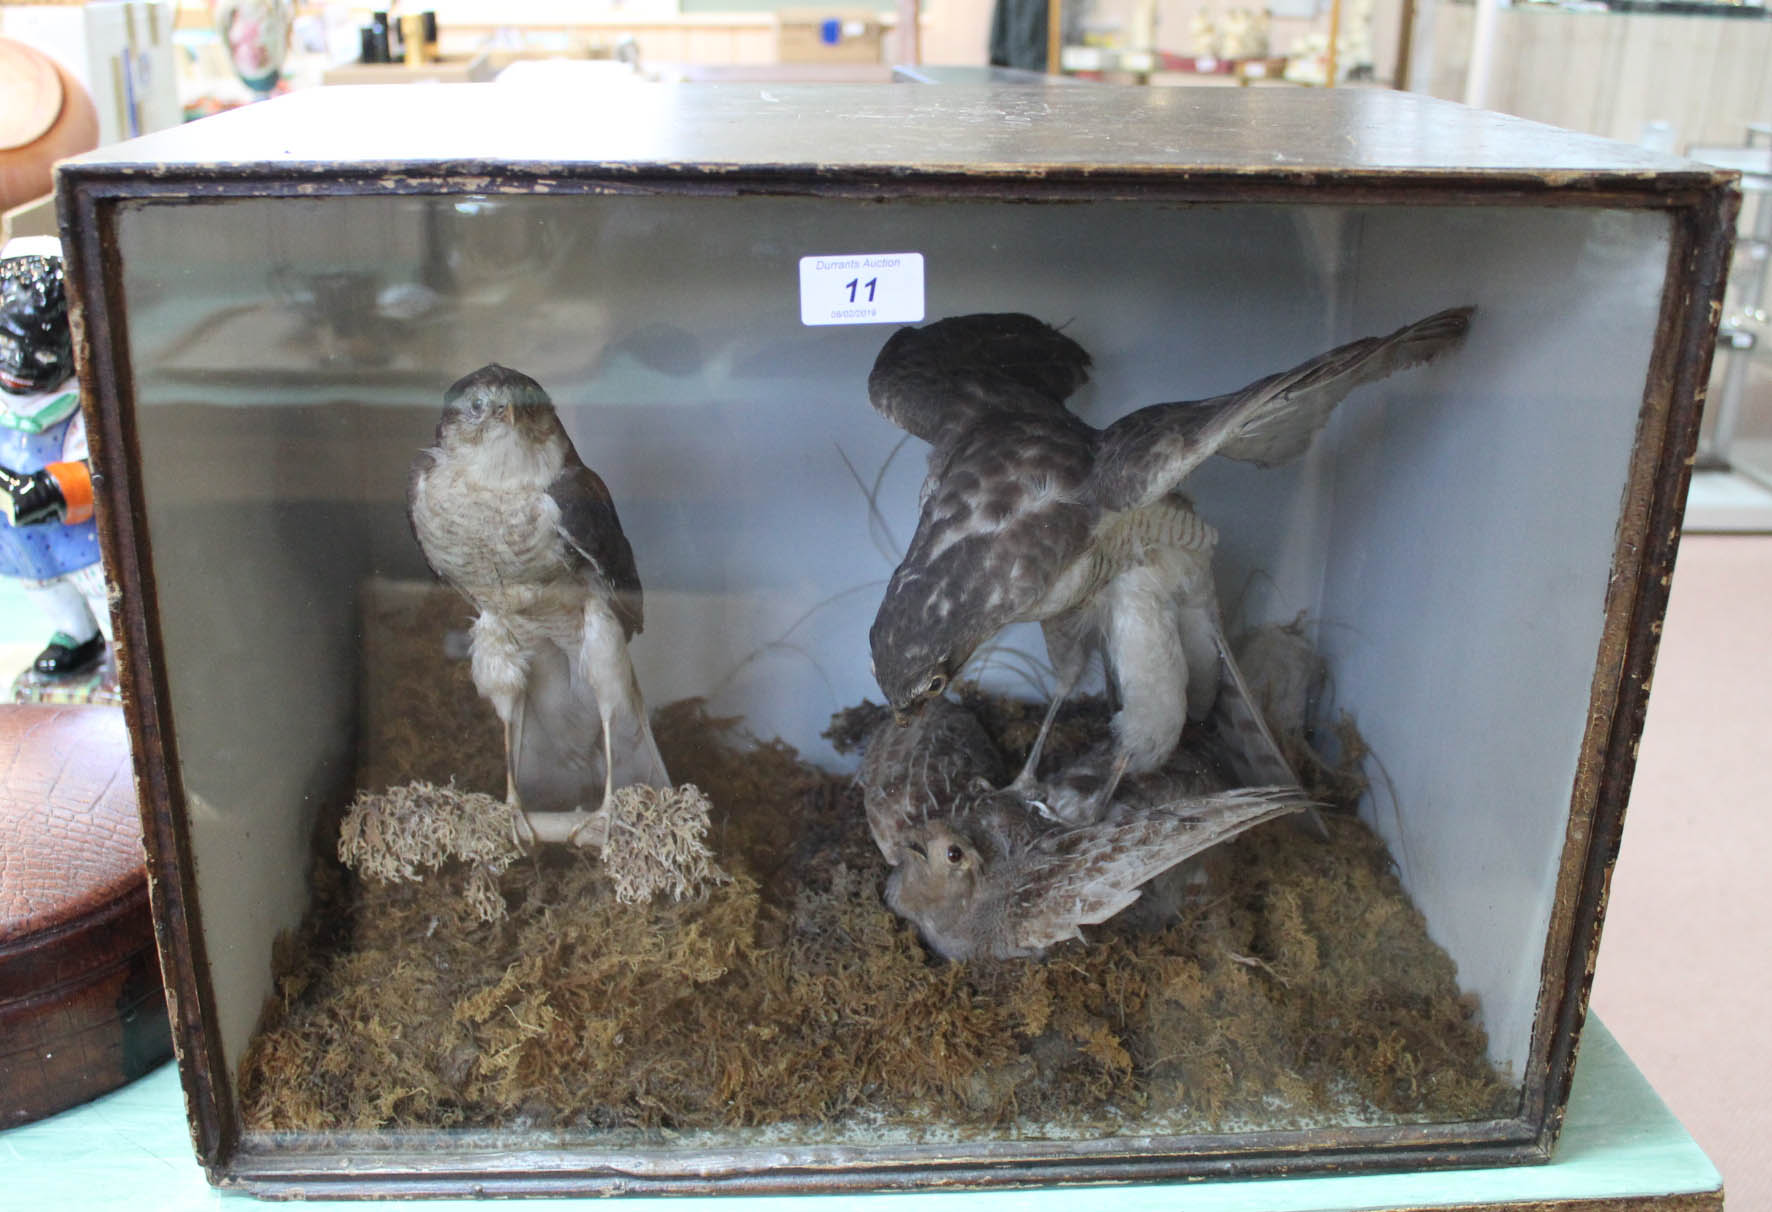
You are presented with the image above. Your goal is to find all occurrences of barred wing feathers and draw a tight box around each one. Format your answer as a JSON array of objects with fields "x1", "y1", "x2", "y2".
[
  {"x1": 1091, "y1": 306, "x2": 1473, "y2": 512},
  {"x1": 868, "y1": 312, "x2": 1094, "y2": 452},
  {"x1": 1007, "y1": 786, "x2": 1310, "y2": 954}
]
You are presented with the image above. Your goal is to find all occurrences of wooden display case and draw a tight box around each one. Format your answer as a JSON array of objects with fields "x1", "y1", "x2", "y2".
[{"x1": 54, "y1": 84, "x2": 1734, "y2": 1197}]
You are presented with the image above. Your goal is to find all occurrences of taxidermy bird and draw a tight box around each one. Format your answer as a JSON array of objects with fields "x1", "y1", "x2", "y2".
[
  {"x1": 408, "y1": 363, "x2": 669, "y2": 844},
  {"x1": 860, "y1": 698, "x2": 1309, "y2": 961},
  {"x1": 867, "y1": 307, "x2": 1472, "y2": 822},
  {"x1": 858, "y1": 694, "x2": 1007, "y2": 865}
]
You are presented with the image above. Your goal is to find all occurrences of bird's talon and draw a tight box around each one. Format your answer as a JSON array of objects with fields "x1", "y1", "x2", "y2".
[{"x1": 565, "y1": 809, "x2": 608, "y2": 850}]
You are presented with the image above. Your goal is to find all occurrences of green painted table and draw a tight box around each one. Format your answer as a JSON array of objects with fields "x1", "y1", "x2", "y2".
[{"x1": 0, "y1": 1018, "x2": 1721, "y2": 1210}]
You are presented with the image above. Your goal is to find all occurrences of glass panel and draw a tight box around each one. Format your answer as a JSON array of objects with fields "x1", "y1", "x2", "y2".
[{"x1": 114, "y1": 192, "x2": 1667, "y2": 1159}]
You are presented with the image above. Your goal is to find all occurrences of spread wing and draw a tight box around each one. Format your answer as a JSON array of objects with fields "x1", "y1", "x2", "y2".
[
  {"x1": 1090, "y1": 306, "x2": 1473, "y2": 512},
  {"x1": 1007, "y1": 787, "x2": 1309, "y2": 954},
  {"x1": 548, "y1": 458, "x2": 644, "y2": 639},
  {"x1": 868, "y1": 313, "x2": 1093, "y2": 454}
]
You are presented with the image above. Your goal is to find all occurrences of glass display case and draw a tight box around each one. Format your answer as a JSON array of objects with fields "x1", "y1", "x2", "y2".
[{"x1": 55, "y1": 83, "x2": 1734, "y2": 1196}]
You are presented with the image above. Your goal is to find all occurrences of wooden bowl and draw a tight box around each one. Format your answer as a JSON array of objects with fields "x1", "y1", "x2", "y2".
[{"x1": 0, "y1": 39, "x2": 100, "y2": 213}]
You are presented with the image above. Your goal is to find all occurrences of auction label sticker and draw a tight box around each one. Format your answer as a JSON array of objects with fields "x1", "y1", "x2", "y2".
[{"x1": 799, "y1": 253, "x2": 925, "y2": 326}]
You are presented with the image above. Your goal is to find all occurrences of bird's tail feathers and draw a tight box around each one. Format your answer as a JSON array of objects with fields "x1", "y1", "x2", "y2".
[
  {"x1": 1208, "y1": 610, "x2": 1339, "y2": 839},
  {"x1": 1210, "y1": 631, "x2": 1300, "y2": 789}
]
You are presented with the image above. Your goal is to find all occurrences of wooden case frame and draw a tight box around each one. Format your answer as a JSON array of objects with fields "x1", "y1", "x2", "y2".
[{"x1": 54, "y1": 83, "x2": 1735, "y2": 1197}]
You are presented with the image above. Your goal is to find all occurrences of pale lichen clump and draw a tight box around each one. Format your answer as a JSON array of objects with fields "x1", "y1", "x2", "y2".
[
  {"x1": 338, "y1": 779, "x2": 727, "y2": 921},
  {"x1": 602, "y1": 783, "x2": 730, "y2": 904},
  {"x1": 337, "y1": 781, "x2": 521, "y2": 922}
]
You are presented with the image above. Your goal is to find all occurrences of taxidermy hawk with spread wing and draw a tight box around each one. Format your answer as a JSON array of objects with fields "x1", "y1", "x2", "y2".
[
  {"x1": 868, "y1": 308, "x2": 1472, "y2": 822},
  {"x1": 408, "y1": 364, "x2": 669, "y2": 843}
]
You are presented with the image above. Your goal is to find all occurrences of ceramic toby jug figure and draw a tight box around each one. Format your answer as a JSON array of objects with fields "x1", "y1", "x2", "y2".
[{"x1": 0, "y1": 238, "x2": 108, "y2": 684}]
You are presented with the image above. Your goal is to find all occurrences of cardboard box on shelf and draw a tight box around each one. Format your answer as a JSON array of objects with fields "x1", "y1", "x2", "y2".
[
  {"x1": 776, "y1": 10, "x2": 883, "y2": 62},
  {"x1": 1, "y1": 193, "x2": 59, "y2": 243},
  {"x1": 321, "y1": 51, "x2": 493, "y2": 84}
]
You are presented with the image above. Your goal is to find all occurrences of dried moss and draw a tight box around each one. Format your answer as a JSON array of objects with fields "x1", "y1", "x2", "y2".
[{"x1": 238, "y1": 586, "x2": 1514, "y2": 1144}]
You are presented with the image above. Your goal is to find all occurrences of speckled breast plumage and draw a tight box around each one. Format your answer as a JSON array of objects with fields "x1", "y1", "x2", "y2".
[{"x1": 410, "y1": 432, "x2": 579, "y2": 629}]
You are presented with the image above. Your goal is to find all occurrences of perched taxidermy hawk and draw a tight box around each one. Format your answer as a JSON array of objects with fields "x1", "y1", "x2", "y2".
[
  {"x1": 867, "y1": 308, "x2": 1472, "y2": 822},
  {"x1": 408, "y1": 363, "x2": 668, "y2": 843}
]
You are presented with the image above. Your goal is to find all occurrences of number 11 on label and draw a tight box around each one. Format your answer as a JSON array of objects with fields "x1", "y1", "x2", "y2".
[{"x1": 799, "y1": 253, "x2": 925, "y2": 326}]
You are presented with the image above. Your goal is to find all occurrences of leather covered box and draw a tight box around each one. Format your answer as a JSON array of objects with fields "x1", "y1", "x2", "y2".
[{"x1": 0, "y1": 704, "x2": 172, "y2": 1127}]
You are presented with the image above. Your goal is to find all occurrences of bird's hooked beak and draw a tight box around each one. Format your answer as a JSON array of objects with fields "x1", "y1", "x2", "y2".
[{"x1": 891, "y1": 670, "x2": 949, "y2": 726}]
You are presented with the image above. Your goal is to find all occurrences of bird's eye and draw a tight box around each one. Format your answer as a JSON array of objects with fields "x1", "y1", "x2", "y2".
[
  {"x1": 922, "y1": 673, "x2": 947, "y2": 697},
  {"x1": 946, "y1": 844, "x2": 964, "y2": 865}
]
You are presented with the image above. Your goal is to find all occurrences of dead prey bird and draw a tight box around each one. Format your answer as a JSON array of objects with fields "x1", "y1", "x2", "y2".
[
  {"x1": 866, "y1": 309, "x2": 1472, "y2": 820},
  {"x1": 858, "y1": 694, "x2": 1008, "y2": 865},
  {"x1": 860, "y1": 699, "x2": 1310, "y2": 960},
  {"x1": 408, "y1": 364, "x2": 669, "y2": 845}
]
